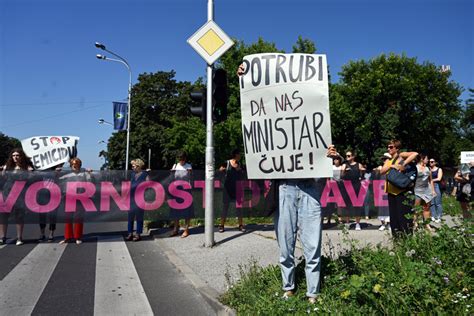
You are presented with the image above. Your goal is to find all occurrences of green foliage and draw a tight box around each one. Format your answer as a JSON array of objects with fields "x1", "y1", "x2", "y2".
[
  {"x1": 106, "y1": 38, "x2": 470, "y2": 171},
  {"x1": 330, "y1": 53, "x2": 463, "y2": 167},
  {"x1": 222, "y1": 220, "x2": 473, "y2": 315},
  {"x1": 456, "y1": 88, "x2": 474, "y2": 155},
  {"x1": 163, "y1": 117, "x2": 206, "y2": 168},
  {"x1": 0, "y1": 132, "x2": 21, "y2": 166},
  {"x1": 107, "y1": 70, "x2": 199, "y2": 169},
  {"x1": 292, "y1": 35, "x2": 316, "y2": 54}
]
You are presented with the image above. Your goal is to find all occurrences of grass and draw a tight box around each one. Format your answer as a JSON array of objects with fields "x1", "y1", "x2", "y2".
[{"x1": 221, "y1": 205, "x2": 473, "y2": 314}]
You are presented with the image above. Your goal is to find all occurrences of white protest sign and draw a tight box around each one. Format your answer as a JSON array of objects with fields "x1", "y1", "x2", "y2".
[
  {"x1": 461, "y1": 151, "x2": 474, "y2": 164},
  {"x1": 239, "y1": 53, "x2": 333, "y2": 179},
  {"x1": 21, "y1": 136, "x2": 79, "y2": 170}
]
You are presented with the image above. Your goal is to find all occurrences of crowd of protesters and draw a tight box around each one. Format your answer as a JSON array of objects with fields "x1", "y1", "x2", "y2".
[{"x1": 0, "y1": 144, "x2": 472, "y2": 246}]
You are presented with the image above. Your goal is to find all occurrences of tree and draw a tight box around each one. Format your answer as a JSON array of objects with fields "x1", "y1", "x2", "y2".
[
  {"x1": 292, "y1": 36, "x2": 316, "y2": 54},
  {"x1": 107, "y1": 70, "x2": 199, "y2": 169},
  {"x1": 451, "y1": 88, "x2": 474, "y2": 160},
  {"x1": 215, "y1": 36, "x2": 314, "y2": 164},
  {"x1": 0, "y1": 132, "x2": 21, "y2": 166},
  {"x1": 330, "y1": 53, "x2": 463, "y2": 167}
]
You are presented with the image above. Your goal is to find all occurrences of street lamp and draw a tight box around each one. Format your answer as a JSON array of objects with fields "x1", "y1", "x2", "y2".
[
  {"x1": 98, "y1": 118, "x2": 113, "y2": 126},
  {"x1": 98, "y1": 140, "x2": 106, "y2": 144},
  {"x1": 95, "y1": 41, "x2": 132, "y2": 171}
]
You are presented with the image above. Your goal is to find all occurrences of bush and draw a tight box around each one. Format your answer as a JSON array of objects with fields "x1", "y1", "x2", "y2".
[{"x1": 221, "y1": 220, "x2": 473, "y2": 315}]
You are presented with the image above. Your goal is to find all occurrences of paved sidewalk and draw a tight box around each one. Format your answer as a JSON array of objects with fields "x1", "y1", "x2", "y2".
[
  {"x1": 151, "y1": 217, "x2": 455, "y2": 314},
  {"x1": 150, "y1": 218, "x2": 397, "y2": 314}
]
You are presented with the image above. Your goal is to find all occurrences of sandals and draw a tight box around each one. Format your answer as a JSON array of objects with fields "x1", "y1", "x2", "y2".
[
  {"x1": 125, "y1": 234, "x2": 134, "y2": 241},
  {"x1": 133, "y1": 235, "x2": 141, "y2": 242},
  {"x1": 218, "y1": 225, "x2": 225, "y2": 233},
  {"x1": 169, "y1": 230, "x2": 179, "y2": 237},
  {"x1": 238, "y1": 225, "x2": 246, "y2": 233},
  {"x1": 180, "y1": 229, "x2": 189, "y2": 238}
]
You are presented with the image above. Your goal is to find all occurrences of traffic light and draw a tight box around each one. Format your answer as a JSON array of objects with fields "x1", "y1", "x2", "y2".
[
  {"x1": 212, "y1": 69, "x2": 228, "y2": 123},
  {"x1": 189, "y1": 88, "x2": 206, "y2": 122}
]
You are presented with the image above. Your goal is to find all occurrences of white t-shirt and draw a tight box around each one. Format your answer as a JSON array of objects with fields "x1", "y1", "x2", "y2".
[{"x1": 172, "y1": 162, "x2": 192, "y2": 180}]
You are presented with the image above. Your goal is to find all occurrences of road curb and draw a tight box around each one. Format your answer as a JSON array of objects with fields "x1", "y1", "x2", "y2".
[{"x1": 152, "y1": 233, "x2": 236, "y2": 316}]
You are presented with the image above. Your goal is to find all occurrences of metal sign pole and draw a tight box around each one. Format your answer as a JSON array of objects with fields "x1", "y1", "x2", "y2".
[
  {"x1": 148, "y1": 148, "x2": 151, "y2": 170},
  {"x1": 204, "y1": 0, "x2": 215, "y2": 247}
]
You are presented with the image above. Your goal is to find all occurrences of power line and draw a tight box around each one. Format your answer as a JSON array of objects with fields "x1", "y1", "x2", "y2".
[
  {"x1": 0, "y1": 100, "x2": 115, "y2": 107},
  {"x1": 0, "y1": 104, "x2": 104, "y2": 129}
]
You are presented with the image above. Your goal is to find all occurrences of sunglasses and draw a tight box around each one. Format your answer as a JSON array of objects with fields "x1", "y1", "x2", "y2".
[
  {"x1": 387, "y1": 145, "x2": 395, "y2": 149},
  {"x1": 12, "y1": 154, "x2": 20, "y2": 157},
  {"x1": 346, "y1": 154, "x2": 352, "y2": 157},
  {"x1": 429, "y1": 160, "x2": 435, "y2": 163}
]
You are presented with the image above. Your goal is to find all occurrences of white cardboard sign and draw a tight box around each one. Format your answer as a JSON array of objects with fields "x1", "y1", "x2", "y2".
[
  {"x1": 21, "y1": 136, "x2": 79, "y2": 170},
  {"x1": 239, "y1": 53, "x2": 333, "y2": 179},
  {"x1": 461, "y1": 151, "x2": 474, "y2": 164}
]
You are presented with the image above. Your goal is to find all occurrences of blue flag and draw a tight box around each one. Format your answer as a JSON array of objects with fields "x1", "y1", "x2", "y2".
[{"x1": 113, "y1": 102, "x2": 127, "y2": 130}]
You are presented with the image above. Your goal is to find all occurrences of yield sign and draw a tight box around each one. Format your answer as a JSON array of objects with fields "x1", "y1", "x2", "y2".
[{"x1": 188, "y1": 20, "x2": 234, "y2": 65}]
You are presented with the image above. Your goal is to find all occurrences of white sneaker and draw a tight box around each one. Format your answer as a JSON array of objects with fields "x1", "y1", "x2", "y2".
[
  {"x1": 431, "y1": 217, "x2": 435, "y2": 222},
  {"x1": 378, "y1": 225, "x2": 386, "y2": 231},
  {"x1": 355, "y1": 223, "x2": 361, "y2": 231},
  {"x1": 76, "y1": 239, "x2": 83, "y2": 245},
  {"x1": 435, "y1": 218, "x2": 441, "y2": 223},
  {"x1": 16, "y1": 239, "x2": 24, "y2": 246}
]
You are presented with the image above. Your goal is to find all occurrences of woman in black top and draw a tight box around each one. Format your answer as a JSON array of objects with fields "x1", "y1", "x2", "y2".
[
  {"x1": 341, "y1": 150, "x2": 366, "y2": 230},
  {"x1": 218, "y1": 149, "x2": 245, "y2": 233}
]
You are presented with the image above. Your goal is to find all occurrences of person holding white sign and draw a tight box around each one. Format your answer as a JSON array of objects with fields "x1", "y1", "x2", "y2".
[
  {"x1": 59, "y1": 158, "x2": 90, "y2": 245},
  {"x1": 238, "y1": 58, "x2": 335, "y2": 303},
  {"x1": 454, "y1": 159, "x2": 473, "y2": 219}
]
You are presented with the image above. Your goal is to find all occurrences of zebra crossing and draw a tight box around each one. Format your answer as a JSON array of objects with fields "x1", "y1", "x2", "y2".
[
  {"x1": 94, "y1": 236, "x2": 153, "y2": 315},
  {"x1": 0, "y1": 235, "x2": 216, "y2": 316}
]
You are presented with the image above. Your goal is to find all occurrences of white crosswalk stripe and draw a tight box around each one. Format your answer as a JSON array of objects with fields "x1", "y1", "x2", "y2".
[
  {"x1": 0, "y1": 234, "x2": 214, "y2": 316},
  {"x1": 0, "y1": 243, "x2": 66, "y2": 315},
  {"x1": 94, "y1": 235, "x2": 154, "y2": 316}
]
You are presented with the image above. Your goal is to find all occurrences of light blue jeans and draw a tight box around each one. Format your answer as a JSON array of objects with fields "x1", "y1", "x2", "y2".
[
  {"x1": 274, "y1": 179, "x2": 322, "y2": 298},
  {"x1": 430, "y1": 183, "x2": 443, "y2": 219}
]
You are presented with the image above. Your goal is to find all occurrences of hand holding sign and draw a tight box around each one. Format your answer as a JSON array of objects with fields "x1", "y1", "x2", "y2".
[
  {"x1": 239, "y1": 53, "x2": 333, "y2": 179},
  {"x1": 21, "y1": 136, "x2": 79, "y2": 170}
]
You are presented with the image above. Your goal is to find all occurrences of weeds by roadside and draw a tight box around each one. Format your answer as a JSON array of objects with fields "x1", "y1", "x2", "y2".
[{"x1": 221, "y1": 218, "x2": 473, "y2": 315}]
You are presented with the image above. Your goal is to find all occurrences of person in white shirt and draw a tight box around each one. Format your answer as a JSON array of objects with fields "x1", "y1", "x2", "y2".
[{"x1": 169, "y1": 151, "x2": 194, "y2": 238}]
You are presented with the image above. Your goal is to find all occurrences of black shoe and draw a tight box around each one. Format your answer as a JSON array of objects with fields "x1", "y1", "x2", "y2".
[
  {"x1": 0, "y1": 237, "x2": 6, "y2": 245},
  {"x1": 38, "y1": 235, "x2": 46, "y2": 242}
]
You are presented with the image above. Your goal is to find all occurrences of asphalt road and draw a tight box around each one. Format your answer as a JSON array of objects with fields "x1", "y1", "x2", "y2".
[{"x1": 0, "y1": 223, "x2": 215, "y2": 316}]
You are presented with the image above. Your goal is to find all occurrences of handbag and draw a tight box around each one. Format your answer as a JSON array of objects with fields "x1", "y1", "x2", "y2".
[
  {"x1": 439, "y1": 178, "x2": 447, "y2": 191},
  {"x1": 386, "y1": 160, "x2": 417, "y2": 190}
]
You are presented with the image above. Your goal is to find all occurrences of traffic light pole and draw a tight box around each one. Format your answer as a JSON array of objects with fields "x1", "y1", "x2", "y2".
[{"x1": 204, "y1": 0, "x2": 215, "y2": 247}]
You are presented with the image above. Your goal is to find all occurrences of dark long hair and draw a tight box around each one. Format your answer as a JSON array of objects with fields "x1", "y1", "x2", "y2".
[{"x1": 4, "y1": 148, "x2": 31, "y2": 170}]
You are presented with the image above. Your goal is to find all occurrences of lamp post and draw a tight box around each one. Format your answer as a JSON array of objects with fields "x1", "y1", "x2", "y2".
[
  {"x1": 95, "y1": 42, "x2": 132, "y2": 171},
  {"x1": 98, "y1": 118, "x2": 113, "y2": 126}
]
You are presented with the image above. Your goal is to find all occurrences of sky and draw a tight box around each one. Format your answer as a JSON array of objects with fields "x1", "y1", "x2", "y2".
[{"x1": 0, "y1": 0, "x2": 472, "y2": 169}]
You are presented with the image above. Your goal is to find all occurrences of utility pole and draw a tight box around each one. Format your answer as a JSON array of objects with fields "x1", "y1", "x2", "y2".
[
  {"x1": 187, "y1": 0, "x2": 234, "y2": 247},
  {"x1": 204, "y1": 0, "x2": 215, "y2": 247}
]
